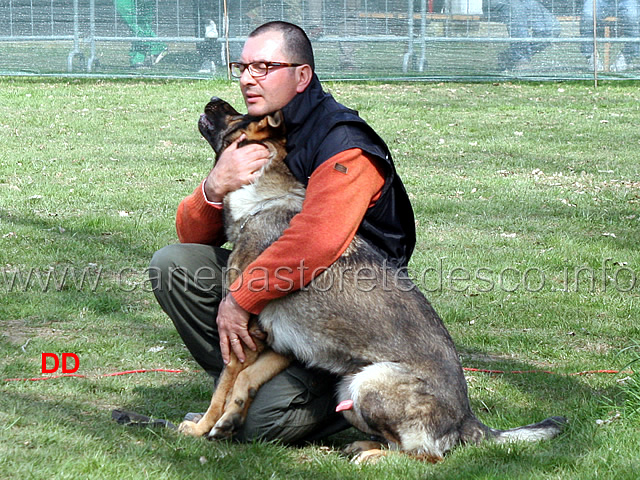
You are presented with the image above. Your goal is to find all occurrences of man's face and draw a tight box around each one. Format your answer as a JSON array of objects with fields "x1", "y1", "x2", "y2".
[{"x1": 239, "y1": 31, "x2": 303, "y2": 117}]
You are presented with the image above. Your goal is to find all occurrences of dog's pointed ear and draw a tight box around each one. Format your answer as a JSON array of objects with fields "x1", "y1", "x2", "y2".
[
  {"x1": 256, "y1": 111, "x2": 285, "y2": 132},
  {"x1": 267, "y1": 111, "x2": 284, "y2": 128}
]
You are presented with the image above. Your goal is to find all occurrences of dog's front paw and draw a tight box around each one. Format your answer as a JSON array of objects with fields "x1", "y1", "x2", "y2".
[
  {"x1": 343, "y1": 440, "x2": 389, "y2": 464},
  {"x1": 178, "y1": 420, "x2": 208, "y2": 437},
  {"x1": 208, "y1": 412, "x2": 243, "y2": 440},
  {"x1": 351, "y1": 449, "x2": 390, "y2": 464},
  {"x1": 342, "y1": 440, "x2": 385, "y2": 455}
]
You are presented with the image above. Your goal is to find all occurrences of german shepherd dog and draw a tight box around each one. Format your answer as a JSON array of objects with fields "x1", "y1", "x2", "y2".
[{"x1": 178, "y1": 97, "x2": 566, "y2": 462}]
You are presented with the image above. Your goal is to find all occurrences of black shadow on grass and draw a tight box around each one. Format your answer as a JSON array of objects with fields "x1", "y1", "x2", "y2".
[
  {"x1": 1, "y1": 349, "x2": 629, "y2": 478},
  {"x1": 113, "y1": 355, "x2": 622, "y2": 469}
]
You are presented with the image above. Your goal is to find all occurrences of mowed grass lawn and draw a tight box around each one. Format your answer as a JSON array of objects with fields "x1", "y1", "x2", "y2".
[{"x1": 1, "y1": 77, "x2": 639, "y2": 479}]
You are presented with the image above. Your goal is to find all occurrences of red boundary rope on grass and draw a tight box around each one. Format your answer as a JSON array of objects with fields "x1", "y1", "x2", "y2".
[
  {"x1": 2, "y1": 367, "x2": 634, "y2": 383},
  {"x1": 3, "y1": 368, "x2": 185, "y2": 382},
  {"x1": 462, "y1": 367, "x2": 633, "y2": 376}
]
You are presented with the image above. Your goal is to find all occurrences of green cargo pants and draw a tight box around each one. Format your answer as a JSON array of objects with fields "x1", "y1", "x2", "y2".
[
  {"x1": 149, "y1": 243, "x2": 349, "y2": 443},
  {"x1": 114, "y1": 0, "x2": 167, "y2": 66}
]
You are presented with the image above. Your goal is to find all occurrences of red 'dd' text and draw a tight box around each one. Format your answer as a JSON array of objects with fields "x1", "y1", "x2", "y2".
[{"x1": 41, "y1": 353, "x2": 80, "y2": 374}]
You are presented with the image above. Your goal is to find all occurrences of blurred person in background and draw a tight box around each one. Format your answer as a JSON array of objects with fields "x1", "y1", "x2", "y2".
[
  {"x1": 580, "y1": 0, "x2": 640, "y2": 71},
  {"x1": 193, "y1": 0, "x2": 221, "y2": 74},
  {"x1": 115, "y1": 0, "x2": 168, "y2": 67},
  {"x1": 484, "y1": 0, "x2": 561, "y2": 71}
]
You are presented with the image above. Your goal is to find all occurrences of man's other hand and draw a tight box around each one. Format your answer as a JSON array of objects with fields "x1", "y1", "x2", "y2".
[{"x1": 216, "y1": 293, "x2": 257, "y2": 364}]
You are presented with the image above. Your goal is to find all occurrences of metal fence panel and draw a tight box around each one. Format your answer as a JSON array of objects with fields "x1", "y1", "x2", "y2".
[{"x1": 1, "y1": 0, "x2": 639, "y2": 80}]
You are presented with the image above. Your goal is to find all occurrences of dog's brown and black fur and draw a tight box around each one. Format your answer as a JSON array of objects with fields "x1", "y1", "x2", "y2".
[{"x1": 178, "y1": 97, "x2": 566, "y2": 463}]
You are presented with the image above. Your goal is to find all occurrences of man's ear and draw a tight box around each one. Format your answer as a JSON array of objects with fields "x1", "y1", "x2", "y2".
[{"x1": 295, "y1": 64, "x2": 313, "y2": 93}]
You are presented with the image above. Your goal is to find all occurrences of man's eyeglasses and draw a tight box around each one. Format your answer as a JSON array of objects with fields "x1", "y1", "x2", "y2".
[{"x1": 229, "y1": 61, "x2": 303, "y2": 79}]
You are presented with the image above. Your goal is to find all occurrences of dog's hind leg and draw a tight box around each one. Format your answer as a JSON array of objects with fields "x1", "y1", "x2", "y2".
[
  {"x1": 209, "y1": 350, "x2": 291, "y2": 440},
  {"x1": 178, "y1": 355, "x2": 246, "y2": 437},
  {"x1": 337, "y1": 362, "x2": 460, "y2": 463}
]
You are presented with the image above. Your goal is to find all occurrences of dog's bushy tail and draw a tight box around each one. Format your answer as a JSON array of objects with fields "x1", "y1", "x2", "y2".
[
  {"x1": 461, "y1": 415, "x2": 567, "y2": 446},
  {"x1": 489, "y1": 416, "x2": 567, "y2": 443}
]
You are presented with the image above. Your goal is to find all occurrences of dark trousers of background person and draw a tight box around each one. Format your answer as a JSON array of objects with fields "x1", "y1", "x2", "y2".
[
  {"x1": 484, "y1": 0, "x2": 561, "y2": 71},
  {"x1": 149, "y1": 243, "x2": 350, "y2": 443}
]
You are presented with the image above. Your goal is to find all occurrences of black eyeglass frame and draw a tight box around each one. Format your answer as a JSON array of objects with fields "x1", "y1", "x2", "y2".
[{"x1": 229, "y1": 61, "x2": 304, "y2": 78}]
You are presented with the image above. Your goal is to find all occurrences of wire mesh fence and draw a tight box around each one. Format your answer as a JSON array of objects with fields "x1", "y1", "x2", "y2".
[{"x1": 1, "y1": 0, "x2": 639, "y2": 80}]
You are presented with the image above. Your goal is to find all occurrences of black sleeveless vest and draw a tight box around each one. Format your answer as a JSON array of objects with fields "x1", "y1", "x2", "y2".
[{"x1": 281, "y1": 75, "x2": 416, "y2": 268}]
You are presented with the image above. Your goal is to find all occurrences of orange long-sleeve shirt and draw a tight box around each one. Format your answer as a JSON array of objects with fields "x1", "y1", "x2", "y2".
[{"x1": 176, "y1": 148, "x2": 385, "y2": 314}]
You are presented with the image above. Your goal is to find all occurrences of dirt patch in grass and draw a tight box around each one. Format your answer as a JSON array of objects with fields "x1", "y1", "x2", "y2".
[{"x1": 1, "y1": 319, "x2": 60, "y2": 347}]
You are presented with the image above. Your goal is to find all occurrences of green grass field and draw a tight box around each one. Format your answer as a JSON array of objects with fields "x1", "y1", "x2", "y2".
[{"x1": 1, "y1": 77, "x2": 639, "y2": 479}]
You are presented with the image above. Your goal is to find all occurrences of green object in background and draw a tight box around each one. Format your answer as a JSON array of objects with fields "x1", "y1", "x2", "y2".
[{"x1": 114, "y1": 0, "x2": 167, "y2": 67}]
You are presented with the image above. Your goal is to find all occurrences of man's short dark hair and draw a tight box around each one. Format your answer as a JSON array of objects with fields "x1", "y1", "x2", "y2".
[{"x1": 249, "y1": 21, "x2": 315, "y2": 71}]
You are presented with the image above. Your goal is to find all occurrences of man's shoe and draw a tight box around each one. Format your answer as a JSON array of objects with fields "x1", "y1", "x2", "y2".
[
  {"x1": 183, "y1": 412, "x2": 204, "y2": 423},
  {"x1": 198, "y1": 60, "x2": 216, "y2": 74},
  {"x1": 152, "y1": 47, "x2": 169, "y2": 65},
  {"x1": 610, "y1": 53, "x2": 628, "y2": 72},
  {"x1": 587, "y1": 54, "x2": 604, "y2": 72}
]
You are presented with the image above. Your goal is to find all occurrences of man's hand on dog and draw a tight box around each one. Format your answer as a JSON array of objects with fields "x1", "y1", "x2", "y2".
[
  {"x1": 217, "y1": 294, "x2": 257, "y2": 364},
  {"x1": 204, "y1": 134, "x2": 270, "y2": 203}
]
